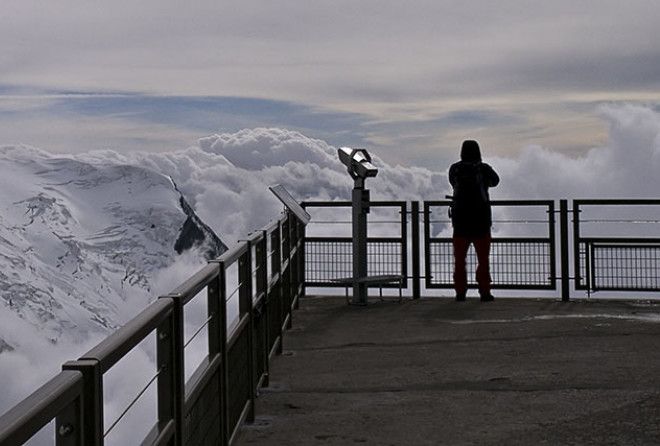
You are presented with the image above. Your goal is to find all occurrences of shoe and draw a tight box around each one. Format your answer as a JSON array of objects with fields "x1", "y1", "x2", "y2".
[
  {"x1": 455, "y1": 292, "x2": 466, "y2": 302},
  {"x1": 480, "y1": 292, "x2": 494, "y2": 302}
]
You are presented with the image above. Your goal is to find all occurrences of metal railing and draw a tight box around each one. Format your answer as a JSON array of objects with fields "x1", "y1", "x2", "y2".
[
  {"x1": 0, "y1": 211, "x2": 306, "y2": 446},
  {"x1": 424, "y1": 200, "x2": 556, "y2": 290},
  {"x1": 304, "y1": 199, "x2": 660, "y2": 299},
  {"x1": 573, "y1": 199, "x2": 660, "y2": 293},
  {"x1": 302, "y1": 201, "x2": 407, "y2": 288}
]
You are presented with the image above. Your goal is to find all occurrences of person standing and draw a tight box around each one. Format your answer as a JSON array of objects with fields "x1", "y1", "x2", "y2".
[{"x1": 448, "y1": 140, "x2": 500, "y2": 301}]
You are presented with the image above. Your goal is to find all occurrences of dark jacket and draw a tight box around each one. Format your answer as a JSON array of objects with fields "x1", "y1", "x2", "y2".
[{"x1": 448, "y1": 141, "x2": 499, "y2": 237}]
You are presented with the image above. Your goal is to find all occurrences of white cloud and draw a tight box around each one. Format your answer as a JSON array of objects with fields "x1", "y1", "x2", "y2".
[
  {"x1": 69, "y1": 105, "x2": 660, "y2": 244},
  {"x1": 494, "y1": 104, "x2": 660, "y2": 199},
  {"x1": 199, "y1": 128, "x2": 338, "y2": 170},
  {"x1": 0, "y1": 310, "x2": 105, "y2": 412}
]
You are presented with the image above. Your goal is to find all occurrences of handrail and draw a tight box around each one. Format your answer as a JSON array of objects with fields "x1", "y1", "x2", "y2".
[
  {"x1": 424, "y1": 199, "x2": 555, "y2": 206},
  {"x1": 261, "y1": 219, "x2": 279, "y2": 233},
  {"x1": 574, "y1": 198, "x2": 660, "y2": 205},
  {"x1": 213, "y1": 242, "x2": 249, "y2": 266},
  {"x1": 81, "y1": 297, "x2": 173, "y2": 373},
  {"x1": 303, "y1": 200, "x2": 407, "y2": 207},
  {"x1": 246, "y1": 230, "x2": 264, "y2": 243},
  {"x1": 302, "y1": 200, "x2": 351, "y2": 207},
  {"x1": 168, "y1": 263, "x2": 220, "y2": 304},
  {"x1": 0, "y1": 370, "x2": 83, "y2": 445},
  {"x1": 578, "y1": 237, "x2": 660, "y2": 243}
]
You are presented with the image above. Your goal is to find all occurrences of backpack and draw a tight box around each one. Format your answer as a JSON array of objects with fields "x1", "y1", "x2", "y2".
[{"x1": 453, "y1": 162, "x2": 488, "y2": 205}]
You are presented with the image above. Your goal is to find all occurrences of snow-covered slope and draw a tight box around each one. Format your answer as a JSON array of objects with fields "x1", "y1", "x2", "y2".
[{"x1": 0, "y1": 145, "x2": 226, "y2": 349}]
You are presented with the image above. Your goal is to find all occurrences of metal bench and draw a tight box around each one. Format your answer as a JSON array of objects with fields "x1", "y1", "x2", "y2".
[{"x1": 331, "y1": 274, "x2": 405, "y2": 304}]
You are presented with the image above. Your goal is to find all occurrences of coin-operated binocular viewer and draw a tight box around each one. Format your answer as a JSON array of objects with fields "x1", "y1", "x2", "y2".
[{"x1": 338, "y1": 147, "x2": 378, "y2": 305}]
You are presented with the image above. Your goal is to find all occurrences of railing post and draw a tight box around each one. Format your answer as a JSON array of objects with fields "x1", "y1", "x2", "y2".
[
  {"x1": 217, "y1": 262, "x2": 229, "y2": 446},
  {"x1": 207, "y1": 265, "x2": 221, "y2": 359},
  {"x1": 271, "y1": 222, "x2": 284, "y2": 355},
  {"x1": 205, "y1": 264, "x2": 227, "y2": 445},
  {"x1": 55, "y1": 391, "x2": 83, "y2": 446},
  {"x1": 411, "y1": 201, "x2": 421, "y2": 299},
  {"x1": 300, "y1": 218, "x2": 306, "y2": 301},
  {"x1": 572, "y1": 200, "x2": 582, "y2": 291},
  {"x1": 62, "y1": 360, "x2": 102, "y2": 446},
  {"x1": 283, "y1": 214, "x2": 293, "y2": 329},
  {"x1": 292, "y1": 218, "x2": 303, "y2": 308},
  {"x1": 422, "y1": 202, "x2": 432, "y2": 291},
  {"x1": 290, "y1": 217, "x2": 299, "y2": 310},
  {"x1": 172, "y1": 297, "x2": 185, "y2": 446},
  {"x1": 156, "y1": 295, "x2": 185, "y2": 446},
  {"x1": 239, "y1": 248, "x2": 256, "y2": 423},
  {"x1": 257, "y1": 231, "x2": 270, "y2": 387},
  {"x1": 559, "y1": 199, "x2": 570, "y2": 301},
  {"x1": 156, "y1": 298, "x2": 174, "y2": 446}
]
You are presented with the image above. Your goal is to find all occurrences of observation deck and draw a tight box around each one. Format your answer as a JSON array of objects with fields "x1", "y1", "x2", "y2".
[
  {"x1": 3, "y1": 198, "x2": 660, "y2": 445},
  {"x1": 235, "y1": 296, "x2": 660, "y2": 445}
]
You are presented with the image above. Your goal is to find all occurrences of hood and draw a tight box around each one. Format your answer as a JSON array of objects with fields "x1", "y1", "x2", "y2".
[{"x1": 460, "y1": 140, "x2": 482, "y2": 162}]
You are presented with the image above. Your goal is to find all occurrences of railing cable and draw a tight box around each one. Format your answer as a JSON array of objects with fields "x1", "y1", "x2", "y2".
[
  {"x1": 428, "y1": 219, "x2": 549, "y2": 224},
  {"x1": 579, "y1": 219, "x2": 660, "y2": 224},
  {"x1": 226, "y1": 282, "x2": 243, "y2": 301},
  {"x1": 184, "y1": 314, "x2": 214, "y2": 349},
  {"x1": 310, "y1": 220, "x2": 402, "y2": 224},
  {"x1": 104, "y1": 367, "x2": 163, "y2": 438}
]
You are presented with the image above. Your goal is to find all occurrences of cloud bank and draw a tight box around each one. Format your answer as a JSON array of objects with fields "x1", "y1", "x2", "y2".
[
  {"x1": 494, "y1": 104, "x2": 660, "y2": 199},
  {"x1": 77, "y1": 104, "x2": 660, "y2": 244}
]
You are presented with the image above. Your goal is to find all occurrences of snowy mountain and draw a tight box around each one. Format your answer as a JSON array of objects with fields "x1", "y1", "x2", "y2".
[{"x1": 0, "y1": 145, "x2": 226, "y2": 350}]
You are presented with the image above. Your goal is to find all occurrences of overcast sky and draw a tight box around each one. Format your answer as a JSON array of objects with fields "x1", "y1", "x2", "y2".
[{"x1": 2, "y1": 0, "x2": 659, "y2": 168}]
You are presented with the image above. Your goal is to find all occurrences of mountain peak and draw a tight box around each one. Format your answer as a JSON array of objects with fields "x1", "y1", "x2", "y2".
[{"x1": 0, "y1": 150, "x2": 226, "y2": 348}]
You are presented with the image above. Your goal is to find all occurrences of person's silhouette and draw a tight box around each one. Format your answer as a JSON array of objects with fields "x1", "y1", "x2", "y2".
[{"x1": 448, "y1": 140, "x2": 499, "y2": 301}]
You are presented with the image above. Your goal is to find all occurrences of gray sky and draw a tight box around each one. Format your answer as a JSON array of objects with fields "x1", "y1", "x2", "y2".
[{"x1": 1, "y1": 0, "x2": 659, "y2": 168}]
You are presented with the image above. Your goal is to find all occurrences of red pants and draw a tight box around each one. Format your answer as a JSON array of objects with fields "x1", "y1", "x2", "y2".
[{"x1": 453, "y1": 235, "x2": 491, "y2": 295}]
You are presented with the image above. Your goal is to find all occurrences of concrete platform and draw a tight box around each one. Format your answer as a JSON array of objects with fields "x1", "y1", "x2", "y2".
[{"x1": 236, "y1": 296, "x2": 660, "y2": 445}]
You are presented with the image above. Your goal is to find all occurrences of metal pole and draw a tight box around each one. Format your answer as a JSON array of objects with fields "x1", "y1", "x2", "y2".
[
  {"x1": 257, "y1": 232, "x2": 270, "y2": 388},
  {"x1": 559, "y1": 199, "x2": 570, "y2": 301},
  {"x1": 572, "y1": 200, "x2": 582, "y2": 290},
  {"x1": 217, "y1": 263, "x2": 229, "y2": 446},
  {"x1": 271, "y1": 223, "x2": 284, "y2": 355},
  {"x1": 155, "y1": 297, "x2": 182, "y2": 446},
  {"x1": 300, "y1": 220, "x2": 306, "y2": 301},
  {"x1": 284, "y1": 214, "x2": 293, "y2": 329},
  {"x1": 352, "y1": 182, "x2": 369, "y2": 305},
  {"x1": 62, "y1": 360, "x2": 103, "y2": 446},
  {"x1": 411, "y1": 201, "x2": 421, "y2": 299},
  {"x1": 239, "y1": 249, "x2": 256, "y2": 423},
  {"x1": 56, "y1": 388, "x2": 83, "y2": 446}
]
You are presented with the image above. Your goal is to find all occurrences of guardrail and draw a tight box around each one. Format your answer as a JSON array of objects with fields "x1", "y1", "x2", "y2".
[
  {"x1": 302, "y1": 201, "x2": 407, "y2": 288},
  {"x1": 0, "y1": 210, "x2": 306, "y2": 446},
  {"x1": 424, "y1": 200, "x2": 556, "y2": 290},
  {"x1": 303, "y1": 199, "x2": 660, "y2": 299},
  {"x1": 573, "y1": 199, "x2": 660, "y2": 293}
]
